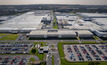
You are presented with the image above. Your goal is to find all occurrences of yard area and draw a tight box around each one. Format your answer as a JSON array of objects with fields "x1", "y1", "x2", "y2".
[
  {"x1": 58, "y1": 42, "x2": 107, "y2": 65},
  {"x1": 0, "y1": 34, "x2": 18, "y2": 40}
]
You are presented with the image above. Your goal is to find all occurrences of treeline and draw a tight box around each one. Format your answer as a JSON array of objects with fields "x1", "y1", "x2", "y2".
[{"x1": 0, "y1": 4, "x2": 107, "y2": 16}]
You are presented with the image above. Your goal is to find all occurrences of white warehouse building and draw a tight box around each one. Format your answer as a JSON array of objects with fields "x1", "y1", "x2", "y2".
[{"x1": 27, "y1": 29, "x2": 93, "y2": 39}]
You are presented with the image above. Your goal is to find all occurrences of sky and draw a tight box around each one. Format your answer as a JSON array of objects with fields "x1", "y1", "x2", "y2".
[{"x1": 0, "y1": 0, "x2": 107, "y2": 5}]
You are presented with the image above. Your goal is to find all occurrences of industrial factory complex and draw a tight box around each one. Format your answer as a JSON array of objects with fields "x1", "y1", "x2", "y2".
[
  {"x1": 0, "y1": 10, "x2": 107, "y2": 39},
  {"x1": 0, "y1": 10, "x2": 107, "y2": 65}
]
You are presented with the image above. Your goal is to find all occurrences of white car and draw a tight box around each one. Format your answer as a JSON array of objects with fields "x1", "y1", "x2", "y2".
[
  {"x1": 58, "y1": 59, "x2": 59, "y2": 62},
  {"x1": 51, "y1": 55, "x2": 52, "y2": 58},
  {"x1": 47, "y1": 54, "x2": 49, "y2": 58}
]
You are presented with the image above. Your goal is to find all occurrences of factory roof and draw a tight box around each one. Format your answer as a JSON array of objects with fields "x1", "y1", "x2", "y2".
[
  {"x1": 56, "y1": 15, "x2": 77, "y2": 20},
  {"x1": 92, "y1": 18, "x2": 107, "y2": 26},
  {"x1": 28, "y1": 29, "x2": 92, "y2": 35},
  {"x1": 0, "y1": 11, "x2": 50, "y2": 31},
  {"x1": 79, "y1": 13, "x2": 107, "y2": 18},
  {"x1": 74, "y1": 30, "x2": 93, "y2": 35},
  {"x1": 63, "y1": 21, "x2": 102, "y2": 30}
]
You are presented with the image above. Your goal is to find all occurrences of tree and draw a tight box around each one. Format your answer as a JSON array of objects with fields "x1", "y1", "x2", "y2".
[
  {"x1": 88, "y1": 62, "x2": 100, "y2": 65},
  {"x1": 95, "y1": 62, "x2": 100, "y2": 65},
  {"x1": 31, "y1": 48, "x2": 36, "y2": 54}
]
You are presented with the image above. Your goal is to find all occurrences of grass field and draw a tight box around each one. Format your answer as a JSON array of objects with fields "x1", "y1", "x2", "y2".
[
  {"x1": 53, "y1": 21, "x2": 58, "y2": 29},
  {"x1": 53, "y1": 16, "x2": 58, "y2": 29},
  {"x1": 93, "y1": 36, "x2": 100, "y2": 40},
  {"x1": 0, "y1": 33, "x2": 6, "y2": 36},
  {"x1": 0, "y1": 34, "x2": 18, "y2": 40},
  {"x1": 58, "y1": 42, "x2": 107, "y2": 65}
]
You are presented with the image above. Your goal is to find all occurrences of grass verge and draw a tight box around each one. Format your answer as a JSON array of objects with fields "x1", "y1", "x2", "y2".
[
  {"x1": 30, "y1": 58, "x2": 35, "y2": 62},
  {"x1": 53, "y1": 16, "x2": 58, "y2": 29},
  {"x1": 0, "y1": 34, "x2": 18, "y2": 40},
  {"x1": 52, "y1": 55, "x2": 54, "y2": 65}
]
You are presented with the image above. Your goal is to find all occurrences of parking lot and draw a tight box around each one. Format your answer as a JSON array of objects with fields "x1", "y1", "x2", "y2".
[
  {"x1": 64, "y1": 44, "x2": 107, "y2": 62},
  {"x1": 0, "y1": 42, "x2": 34, "y2": 54},
  {"x1": 0, "y1": 55, "x2": 32, "y2": 65}
]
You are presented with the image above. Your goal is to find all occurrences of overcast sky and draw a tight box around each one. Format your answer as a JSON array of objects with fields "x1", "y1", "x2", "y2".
[{"x1": 0, "y1": 0, "x2": 107, "y2": 5}]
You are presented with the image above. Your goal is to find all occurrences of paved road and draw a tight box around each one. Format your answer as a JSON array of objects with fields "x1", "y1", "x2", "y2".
[
  {"x1": 46, "y1": 53, "x2": 52, "y2": 65},
  {"x1": 46, "y1": 40, "x2": 60, "y2": 65},
  {"x1": 53, "y1": 53, "x2": 60, "y2": 65}
]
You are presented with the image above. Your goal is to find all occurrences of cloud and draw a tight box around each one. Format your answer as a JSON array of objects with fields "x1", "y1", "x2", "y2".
[{"x1": 0, "y1": 0, "x2": 107, "y2": 5}]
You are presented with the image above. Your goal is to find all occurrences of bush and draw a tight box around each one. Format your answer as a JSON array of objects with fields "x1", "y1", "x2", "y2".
[
  {"x1": 88, "y1": 62, "x2": 94, "y2": 65},
  {"x1": 95, "y1": 62, "x2": 100, "y2": 65},
  {"x1": 88, "y1": 62, "x2": 100, "y2": 65}
]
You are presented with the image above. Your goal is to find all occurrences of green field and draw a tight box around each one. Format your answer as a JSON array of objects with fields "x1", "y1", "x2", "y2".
[
  {"x1": 0, "y1": 34, "x2": 18, "y2": 40},
  {"x1": 58, "y1": 42, "x2": 107, "y2": 65},
  {"x1": 0, "y1": 33, "x2": 6, "y2": 37}
]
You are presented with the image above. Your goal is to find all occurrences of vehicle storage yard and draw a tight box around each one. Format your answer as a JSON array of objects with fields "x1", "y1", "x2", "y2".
[
  {"x1": 0, "y1": 42, "x2": 33, "y2": 54},
  {"x1": 64, "y1": 44, "x2": 107, "y2": 62}
]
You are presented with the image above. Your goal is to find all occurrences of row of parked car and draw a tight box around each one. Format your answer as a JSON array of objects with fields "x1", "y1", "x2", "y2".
[
  {"x1": 0, "y1": 56, "x2": 28, "y2": 65},
  {"x1": 0, "y1": 42, "x2": 32, "y2": 44},
  {"x1": 65, "y1": 44, "x2": 107, "y2": 61},
  {"x1": 99, "y1": 45, "x2": 107, "y2": 53},
  {"x1": 91, "y1": 45, "x2": 107, "y2": 60},
  {"x1": 73, "y1": 45, "x2": 84, "y2": 61},
  {"x1": 0, "y1": 43, "x2": 33, "y2": 47},
  {"x1": 85, "y1": 45, "x2": 101, "y2": 60},
  {"x1": 67, "y1": 46, "x2": 76, "y2": 61},
  {"x1": 80, "y1": 46, "x2": 92, "y2": 61},
  {"x1": 0, "y1": 42, "x2": 33, "y2": 54},
  {"x1": 0, "y1": 47, "x2": 28, "y2": 51}
]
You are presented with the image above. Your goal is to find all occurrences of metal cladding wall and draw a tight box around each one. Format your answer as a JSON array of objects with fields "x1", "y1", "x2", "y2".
[
  {"x1": 28, "y1": 35, "x2": 45, "y2": 38},
  {"x1": 28, "y1": 30, "x2": 93, "y2": 39},
  {"x1": 79, "y1": 34, "x2": 93, "y2": 38},
  {"x1": 61, "y1": 35, "x2": 76, "y2": 38},
  {"x1": 28, "y1": 35, "x2": 77, "y2": 38}
]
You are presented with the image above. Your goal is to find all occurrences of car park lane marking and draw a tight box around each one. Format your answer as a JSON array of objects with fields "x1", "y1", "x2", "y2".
[
  {"x1": 90, "y1": 45, "x2": 104, "y2": 61},
  {"x1": 70, "y1": 45, "x2": 79, "y2": 61},
  {"x1": 77, "y1": 45, "x2": 88, "y2": 61},
  {"x1": 96, "y1": 45, "x2": 107, "y2": 55}
]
